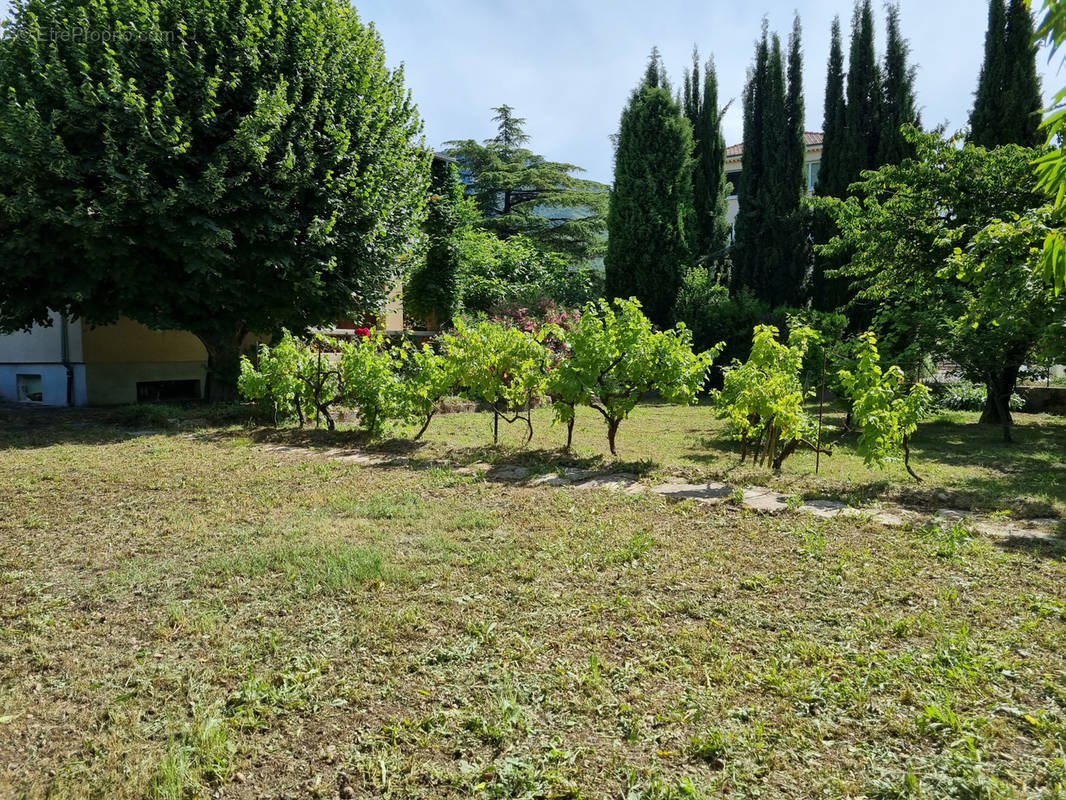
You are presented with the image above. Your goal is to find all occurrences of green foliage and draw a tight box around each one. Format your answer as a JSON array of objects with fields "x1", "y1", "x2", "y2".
[
  {"x1": 1033, "y1": 0, "x2": 1066, "y2": 295},
  {"x1": 713, "y1": 324, "x2": 822, "y2": 470},
  {"x1": 606, "y1": 49, "x2": 695, "y2": 328},
  {"x1": 819, "y1": 129, "x2": 1058, "y2": 433},
  {"x1": 837, "y1": 331, "x2": 932, "y2": 481},
  {"x1": 402, "y1": 343, "x2": 457, "y2": 441},
  {"x1": 0, "y1": 0, "x2": 429, "y2": 399},
  {"x1": 932, "y1": 380, "x2": 1023, "y2": 413},
  {"x1": 672, "y1": 267, "x2": 770, "y2": 366},
  {"x1": 406, "y1": 158, "x2": 475, "y2": 328},
  {"x1": 336, "y1": 331, "x2": 408, "y2": 437},
  {"x1": 815, "y1": 16, "x2": 849, "y2": 199},
  {"x1": 839, "y1": 0, "x2": 881, "y2": 189},
  {"x1": 732, "y1": 19, "x2": 807, "y2": 308},
  {"x1": 441, "y1": 318, "x2": 550, "y2": 444},
  {"x1": 443, "y1": 106, "x2": 608, "y2": 265},
  {"x1": 457, "y1": 231, "x2": 598, "y2": 315},
  {"x1": 238, "y1": 332, "x2": 310, "y2": 426},
  {"x1": 969, "y1": 0, "x2": 1043, "y2": 149},
  {"x1": 878, "y1": 3, "x2": 920, "y2": 165},
  {"x1": 547, "y1": 298, "x2": 719, "y2": 454},
  {"x1": 239, "y1": 330, "x2": 412, "y2": 435},
  {"x1": 683, "y1": 50, "x2": 731, "y2": 268}
]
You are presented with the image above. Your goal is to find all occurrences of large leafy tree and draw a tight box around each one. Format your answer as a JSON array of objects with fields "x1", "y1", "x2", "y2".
[
  {"x1": 605, "y1": 49, "x2": 695, "y2": 328},
  {"x1": 970, "y1": 0, "x2": 1043, "y2": 149},
  {"x1": 443, "y1": 106, "x2": 608, "y2": 265},
  {"x1": 1034, "y1": 0, "x2": 1066, "y2": 294},
  {"x1": 682, "y1": 49, "x2": 731, "y2": 270},
  {"x1": 732, "y1": 19, "x2": 806, "y2": 308},
  {"x1": 0, "y1": 0, "x2": 428, "y2": 400},
  {"x1": 820, "y1": 130, "x2": 1062, "y2": 439}
]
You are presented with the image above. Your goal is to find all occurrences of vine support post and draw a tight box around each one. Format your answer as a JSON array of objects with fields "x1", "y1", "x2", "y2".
[{"x1": 816, "y1": 350, "x2": 826, "y2": 475}]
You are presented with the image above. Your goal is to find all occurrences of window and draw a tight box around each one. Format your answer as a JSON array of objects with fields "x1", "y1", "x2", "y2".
[
  {"x1": 807, "y1": 161, "x2": 821, "y2": 193},
  {"x1": 726, "y1": 171, "x2": 742, "y2": 196},
  {"x1": 16, "y1": 374, "x2": 43, "y2": 403}
]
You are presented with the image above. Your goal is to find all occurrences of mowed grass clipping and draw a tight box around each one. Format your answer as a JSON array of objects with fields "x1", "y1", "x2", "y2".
[{"x1": 0, "y1": 405, "x2": 1063, "y2": 799}]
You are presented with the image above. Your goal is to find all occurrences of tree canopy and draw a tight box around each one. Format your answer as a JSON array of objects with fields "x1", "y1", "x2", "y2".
[
  {"x1": 0, "y1": 0, "x2": 428, "y2": 399},
  {"x1": 443, "y1": 106, "x2": 608, "y2": 265},
  {"x1": 819, "y1": 130, "x2": 1063, "y2": 437}
]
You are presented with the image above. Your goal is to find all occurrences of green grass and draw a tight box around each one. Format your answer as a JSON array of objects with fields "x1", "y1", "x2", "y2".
[{"x1": 0, "y1": 403, "x2": 1063, "y2": 798}]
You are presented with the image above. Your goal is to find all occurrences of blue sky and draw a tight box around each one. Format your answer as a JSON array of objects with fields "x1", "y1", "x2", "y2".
[{"x1": 1, "y1": 1, "x2": 1060, "y2": 184}]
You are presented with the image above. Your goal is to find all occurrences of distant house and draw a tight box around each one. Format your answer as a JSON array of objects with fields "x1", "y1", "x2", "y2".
[
  {"x1": 0, "y1": 313, "x2": 214, "y2": 406},
  {"x1": 724, "y1": 132, "x2": 824, "y2": 233}
]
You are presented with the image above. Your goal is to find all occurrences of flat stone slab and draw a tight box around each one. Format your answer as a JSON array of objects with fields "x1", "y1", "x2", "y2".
[
  {"x1": 330, "y1": 451, "x2": 395, "y2": 466},
  {"x1": 455, "y1": 462, "x2": 491, "y2": 475},
  {"x1": 740, "y1": 486, "x2": 791, "y2": 513},
  {"x1": 650, "y1": 482, "x2": 731, "y2": 503},
  {"x1": 572, "y1": 473, "x2": 640, "y2": 492},
  {"x1": 799, "y1": 499, "x2": 849, "y2": 519},
  {"x1": 484, "y1": 464, "x2": 531, "y2": 483},
  {"x1": 527, "y1": 469, "x2": 594, "y2": 487}
]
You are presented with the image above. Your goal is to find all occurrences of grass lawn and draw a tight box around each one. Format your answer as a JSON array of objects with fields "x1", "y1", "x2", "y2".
[{"x1": 0, "y1": 403, "x2": 1064, "y2": 799}]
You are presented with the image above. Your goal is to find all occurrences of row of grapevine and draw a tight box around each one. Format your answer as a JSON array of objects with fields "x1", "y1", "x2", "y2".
[{"x1": 238, "y1": 301, "x2": 930, "y2": 476}]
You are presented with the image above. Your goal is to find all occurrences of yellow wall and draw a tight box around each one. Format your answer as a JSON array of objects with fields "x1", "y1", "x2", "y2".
[{"x1": 82, "y1": 318, "x2": 207, "y2": 363}]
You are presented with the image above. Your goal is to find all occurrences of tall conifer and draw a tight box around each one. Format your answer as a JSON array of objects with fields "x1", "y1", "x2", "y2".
[
  {"x1": 840, "y1": 0, "x2": 880, "y2": 184},
  {"x1": 816, "y1": 16, "x2": 848, "y2": 198},
  {"x1": 684, "y1": 49, "x2": 731, "y2": 269},
  {"x1": 878, "y1": 3, "x2": 920, "y2": 164},
  {"x1": 970, "y1": 0, "x2": 1008, "y2": 147},
  {"x1": 732, "y1": 20, "x2": 806, "y2": 308},
  {"x1": 606, "y1": 49, "x2": 695, "y2": 327}
]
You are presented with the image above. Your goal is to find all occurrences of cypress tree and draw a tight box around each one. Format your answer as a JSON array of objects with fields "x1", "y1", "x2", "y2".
[
  {"x1": 684, "y1": 49, "x2": 731, "y2": 269},
  {"x1": 605, "y1": 49, "x2": 695, "y2": 328},
  {"x1": 782, "y1": 15, "x2": 810, "y2": 304},
  {"x1": 816, "y1": 16, "x2": 849, "y2": 198},
  {"x1": 732, "y1": 21, "x2": 806, "y2": 308},
  {"x1": 1002, "y1": 0, "x2": 1043, "y2": 147},
  {"x1": 878, "y1": 3, "x2": 920, "y2": 165},
  {"x1": 732, "y1": 25, "x2": 770, "y2": 298},
  {"x1": 969, "y1": 0, "x2": 1008, "y2": 147},
  {"x1": 840, "y1": 0, "x2": 881, "y2": 185},
  {"x1": 970, "y1": 0, "x2": 1042, "y2": 148}
]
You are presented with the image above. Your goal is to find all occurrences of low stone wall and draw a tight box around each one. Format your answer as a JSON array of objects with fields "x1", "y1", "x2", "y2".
[{"x1": 1017, "y1": 386, "x2": 1066, "y2": 415}]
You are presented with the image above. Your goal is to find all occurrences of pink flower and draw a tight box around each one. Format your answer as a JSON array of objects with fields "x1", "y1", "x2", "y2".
[{"x1": 354, "y1": 326, "x2": 371, "y2": 338}]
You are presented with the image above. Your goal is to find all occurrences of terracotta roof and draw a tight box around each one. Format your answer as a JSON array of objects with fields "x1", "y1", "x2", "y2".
[{"x1": 725, "y1": 131, "x2": 823, "y2": 158}]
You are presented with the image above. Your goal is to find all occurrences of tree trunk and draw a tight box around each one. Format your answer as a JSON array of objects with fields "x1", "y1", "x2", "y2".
[
  {"x1": 606, "y1": 418, "x2": 620, "y2": 455},
  {"x1": 197, "y1": 325, "x2": 247, "y2": 403},
  {"x1": 980, "y1": 363, "x2": 1021, "y2": 443},
  {"x1": 565, "y1": 415, "x2": 575, "y2": 450}
]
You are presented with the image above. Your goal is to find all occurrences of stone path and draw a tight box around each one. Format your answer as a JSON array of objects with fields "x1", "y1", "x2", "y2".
[{"x1": 260, "y1": 444, "x2": 1063, "y2": 544}]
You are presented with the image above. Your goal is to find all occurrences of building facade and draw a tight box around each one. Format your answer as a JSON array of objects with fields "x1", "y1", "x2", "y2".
[{"x1": 723, "y1": 132, "x2": 824, "y2": 232}]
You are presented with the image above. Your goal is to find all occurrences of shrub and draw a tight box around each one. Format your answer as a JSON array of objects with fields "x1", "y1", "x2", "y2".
[
  {"x1": 239, "y1": 330, "x2": 411, "y2": 435},
  {"x1": 672, "y1": 268, "x2": 770, "y2": 374},
  {"x1": 837, "y1": 331, "x2": 932, "y2": 481},
  {"x1": 713, "y1": 324, "x2": 828, "y2": 470},
  {"x1": 932, "y1": 379, "x2": 1024, "y2": 413},
  {"x1": 547, "y1": 298, "x2": 721, "y2": 453},
  {"x1": 441, "y1": 318, "x2": 550, "y2": 443}
]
